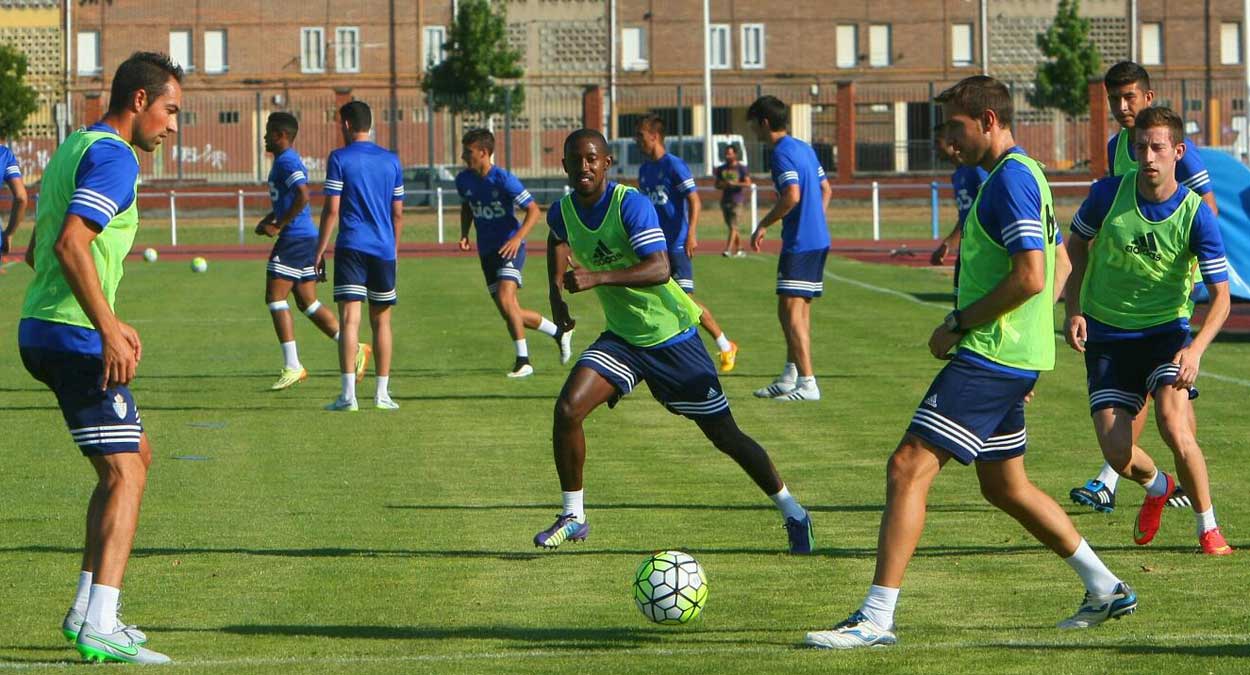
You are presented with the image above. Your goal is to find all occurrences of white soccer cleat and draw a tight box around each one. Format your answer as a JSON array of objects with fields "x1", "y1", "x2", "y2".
[
  {"x1": 804, "y1": 611, "x2": 897, "y2": 650},
  {"x1": 557, "y1": 329, "x2": 575, "y2": 365},
  {"x1": 753, "y1": 379, "x2": 796, "y2": 398},
  {"x1": 375, "y1": 397, "x2": 400, "y2": 410},
  {"x1": 1057, "y1": 582, "x2": 1138, "y2": 629},
  {"x1": 507, "y1": 362, "x2": 535, "y2": 379},
  {"x1": 324, "y1": 396, "x2": 358, "y2": 412},
  {"x1": 775, "y1": 384, "x2": 820, "y2": 401}
]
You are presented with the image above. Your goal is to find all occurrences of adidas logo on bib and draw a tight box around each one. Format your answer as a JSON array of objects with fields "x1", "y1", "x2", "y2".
[{"x1": 592, "y1": 240, "x2": 622, "y2": 266}]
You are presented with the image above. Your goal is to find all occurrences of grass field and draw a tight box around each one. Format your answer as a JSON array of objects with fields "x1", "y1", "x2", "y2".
[{"x1": 1, "y1": 251, "x2": 1248, "y2": 673}]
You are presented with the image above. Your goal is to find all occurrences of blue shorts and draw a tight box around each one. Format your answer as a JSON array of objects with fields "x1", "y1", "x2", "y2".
[
  {"x1": 480, "y1": 246, "x2": 525, "y2": 295},
  {"x1": 20, "y1": 347, "x2": 144, "y2": 456},
  {"x1": 334, "y1": 248, "x2": 397, "y2": 305},
  {"x1": 776, "y1": 248, "x2": 828, "y2": 298},
  {"x1": 669, "y1": 247, "x2": 694, "y2": 293},
  {"x1": 266, "y1": 236, "x2": 318, "y2": 282},
  {"x1": 1085, "y1": 331, "x2": 1194, "y2": 415},
  {"x1": 906, "y1": 356, "x2": 1036, "y2": 465},
  {"x1": 576, "y1": 329, "x2": 729, "y2": 419}
]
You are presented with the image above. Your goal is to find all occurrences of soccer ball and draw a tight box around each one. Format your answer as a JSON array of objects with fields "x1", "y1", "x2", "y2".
[
  {"x1": 142, "y1": 248, "x2": 158, "y2": 262},
  {"x1": 190, "y1": 256, "x2": 208, "y2": 273},
  {"x1": 632, "y1": 550, "x2": 707, "y2": 624}
]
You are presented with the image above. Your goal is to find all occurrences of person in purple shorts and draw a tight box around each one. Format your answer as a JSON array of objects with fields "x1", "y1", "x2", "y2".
[{"x1": 714, "y1": 144, "x2": 750, "y2": 257}]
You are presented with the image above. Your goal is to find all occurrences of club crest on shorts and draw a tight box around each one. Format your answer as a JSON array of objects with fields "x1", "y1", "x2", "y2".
[{"x1": 112, "y1": 393, "x2": 128, "y2": 419}]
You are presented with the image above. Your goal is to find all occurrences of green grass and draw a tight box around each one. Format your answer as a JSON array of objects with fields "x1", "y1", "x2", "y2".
[{"x1": 1, "y1": 252, "x2": 1248, "y2": 673}]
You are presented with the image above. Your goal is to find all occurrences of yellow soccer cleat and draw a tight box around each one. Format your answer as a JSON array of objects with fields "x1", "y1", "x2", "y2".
[
  {"x1": 355, "y1": 344, "x2": 372, "y2": 383},
  {"x1": 718, "y1": 341, "x2": 739, "y2": 373},
  {"x1": 270, "y1": 366, "x2": 308, "y2": 391}
]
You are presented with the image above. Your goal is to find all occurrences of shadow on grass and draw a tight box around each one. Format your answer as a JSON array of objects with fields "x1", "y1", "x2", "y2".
[
  {"x1": 384, "y1": 502, "x2": 995, "y2": 515},
  {"x1": 988, "y1": 642, "x2": 1250, "y2": 658}
]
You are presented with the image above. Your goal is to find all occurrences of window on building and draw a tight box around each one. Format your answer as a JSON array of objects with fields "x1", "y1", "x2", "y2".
[
  {"x1": 1221, "y1": 22, "x2": 1241, "y2": 65},
  {"x1": 218, "y1": 111, "x2": 240, "y2": 124},
  {"x1": 169, "y1": 30, "x2": 193, "y2": 72},
  {"x1": 204, "y1": 30, "x2": 227, "y2": 74},
  {"x1": 301, "y1": 27, "x2": 325, "y2": 73},
  {"x1": 77, "y1": 31, "x2": 100, "y2": 75},
  {"x1": 424, "y1": 26, "x2": 446, "y2": 67},
  {"x1": 869, "y1": 24, "x2": 891, "y2": 67},
  {"x1": 1140, "y1": 22, "x2": 1162, "y2": 65},
  {"x1": 336, "y1": 27, "x2": 360, "y2": 72},
  {"x1": 951, "y1": 23, "x2": 973, "y2": 66},
  {"x1": 708, "y1": 24, "x2": 730, "y2": 69},
  {"x1": 741, "y1": 23, "x2": 765, "y2": 69},
  {"x1": 836, "y1": 25, "x2": 856, "y2": 68},
  {"x1": 622, "y1": 26, "x2": 648, "y2": 71}
]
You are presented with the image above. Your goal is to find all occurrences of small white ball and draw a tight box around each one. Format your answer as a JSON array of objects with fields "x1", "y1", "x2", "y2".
[
  {"x1": 143, "y1": 248, "x2": 158, "y2": 262},
  {"x1": 191, "y1": 257, "x2": 208, "y2": 273}
]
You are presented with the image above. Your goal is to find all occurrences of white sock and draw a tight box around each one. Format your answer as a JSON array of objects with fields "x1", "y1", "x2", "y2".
[
  {"x1": 859, "y1": 585, "x2": 899, "y2": 629},
  {"x1": 715, "y1": 333, "x2": 732, "y2": 352},
  {"x1": 1064, "y1": 538, "x2": 1121, "y2": 595},
  {"x1": 1096, "y1": 461, "x2": 1120, "y2": 492},
  {"x1": 537, "y1": 317, "x2": 559, "y2": 337},
  {"x1": 341, "y1": 373, "x2": 356, "y2": 401},
  {"x1": 280, "y1": 341, "x2": 301, "y2": 370},
  {"x1": 782, "y1": 362, "x2": 798, "y2": 382},
  {"x1": 769, "y1": 485, "x2": 806, "y2": 521},
  {"x1": 796, "y1": 375, "x2": 816, "y2": 389},
  {"x1": 515, "y1": 339, "x2": 529, "y2": 358},
  {"x1": 1144, "y1": 470, "x2": 1169, "y2": 497},
  {"x1": 72, "y1": 571, "x2": 92, "y2": 613},
  {"x1": 376, "y1": 375, "x2": 390, "y2": 400},
  {"x1": 1196, "y1": 507, "x2": 1218, "y2": 535},
  {"x1": 85, "y1": 584, "x2": 120, "y2": 633},
  {"x1": 562, "y1": 490, "x2": 585, "y2": 520}
]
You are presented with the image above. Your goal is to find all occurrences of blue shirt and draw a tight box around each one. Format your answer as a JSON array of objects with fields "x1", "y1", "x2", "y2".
[
  {"x1": 268, "y1": 147, "x2": 315, "y2": 239},
  {"x1": 0, "y1": 144, "x2": 20, "y2": 182},
  {"x1": 951, "y1": 165, "x2": 988, "y2": 229},
  {"x1": 973, "y1": 147, "x2": 1056, "y2": 256},
  {"x1": 638, "y1": 153, "x2": 697, "y2": 249},
  {"x1": 547, "y1": 181, "x2": 667, "y2": 259},
  {"x1": 1070, "y1": 175, "x2": 1227, "y2": 340},
  {"x1": 19, "y1": 123, "x2": 140, "y2": 355},
  {"x1": 1108, "y1": 131, "x2": 1212, "y2": 195},
  {"x1": 455, "y1": 165, "x2": 534, "y2": 253},
  {"x1": 324, "y1": 141, "x2": 404, "y2": 260},
  {"x1": 770, "y1": 135, "x2": 829, "y2": 253}
]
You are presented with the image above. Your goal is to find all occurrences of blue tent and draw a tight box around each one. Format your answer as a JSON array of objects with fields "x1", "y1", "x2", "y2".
[{"x1": 1194, "y1": 148, "x2": 1250, "y2": 301}]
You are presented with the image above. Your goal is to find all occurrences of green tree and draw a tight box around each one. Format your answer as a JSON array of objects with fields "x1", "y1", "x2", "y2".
[
  {"x1": 1030, "y1": 0, "x2": 1102, "y2": 118},
  {"x1": 0, "y1": 43, "x2": 40, "y2": 140},
  {"x1": 421, "y1": 0, "x2": 524, "y2": 118}
]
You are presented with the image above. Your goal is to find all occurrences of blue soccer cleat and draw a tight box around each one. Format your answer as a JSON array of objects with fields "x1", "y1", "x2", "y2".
[
  {"x1": 1057, "y1": 582, "x2": 1137, "y2": 629},
  {"x1": 1070, "y1": 479, "x2": 1116, "y2": 513},
  {"x1": 785, "y1": 513, "x2": 815, "y2": 554},
  {"x1": 533, "y1": 513, "x2": 589, "y2": 549}
]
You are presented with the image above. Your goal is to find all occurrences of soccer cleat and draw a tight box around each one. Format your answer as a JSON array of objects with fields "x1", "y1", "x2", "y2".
[
  {"x1": 1070, "y1": 479, "x2": 1116, "y2": 513},
  {"x1": 721, "y1": 250, "x2": 732, "y2": 257},
  {"x1": 375, "y1": 397, "x2": 400, "y2": 410},
  {"x1": 354, "y1": 344, "x2": 372, "y2": 383},
  {"x1": 1199, "y1": 527, "x2": 1234, "y2": 556},
  {"x1": 734, "y1": 251, "x2": 747, "y2": 258},
  {"x1": 61, "y1": 606, "x2": 148, "y2": 645},
  {"x1": 803, "y1": 611, "x2": 897, "y2": 649},
  {"x1": 753, "y1": 379, "x2": 796, "y2": 398},
  {"x1": 324, "y1": 396, "x2": 358, "y2": 412},
  {"x1": 556, "y1": 329, "x2": 575, "y2": 365},
  {"x1": 1057, "y1": 582, "x2": 1137, "y2": 629},
  {"x1": 774, "y1": 384, "x2": 820, "y2": 402},
  {"x1": 1133, "y1": 472, "x2": 1175, "y2": 545},
  {"x1": 507, "y1": 358, "x2": 534, "y2": 379},
  {"x1": 533, "y1": 513, "x2": 589, "y2": 549},
  {"x1": 718, "y1": 341, "x2": 739, "y2": 373},
  {"x1": 785, "y1": 513, "x2": 815, "y2": 554},
  {"x1": 270, "y1": 366, "x2": 308, "y2": 391},
  {"x1": 75, "y1": 620, "x2": 170, "y2": 665},
  {"x1": 1167, "y1": 483, "x2": 1191, "y2": 509}
]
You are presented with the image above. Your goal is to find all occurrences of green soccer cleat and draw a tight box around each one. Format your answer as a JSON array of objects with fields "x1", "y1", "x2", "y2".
[
  {"x1": 61, "y1": 605, "x2": 147, "y2": 644},
  {"x1": 75, "y1": 620, "x2": 169, "y2": 665},
  {"x1": 270, "y1": 366, "x2": 307, "y2": 391}
]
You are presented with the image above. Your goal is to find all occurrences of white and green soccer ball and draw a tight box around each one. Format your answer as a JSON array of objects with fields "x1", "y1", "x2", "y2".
[
  {"x1": 190, "y1": 256, "x2": 208, "y2": 273},
  {"x1": 142, "y1": 247, "x2": 158, "y2": 262},
  {"x1": 633, "y1": 550, "x2": 707, "y2": 624}
]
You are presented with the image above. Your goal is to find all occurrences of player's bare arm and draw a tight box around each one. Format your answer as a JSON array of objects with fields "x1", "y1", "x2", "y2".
[
  {"x1": 458, "y1": 201, "x2": 473, "y2": 251},
  {"x1": 930, "y1": 249, "x2": 1046, "y2": 359},
  {"x1": 2, "y1": 175, "x2": 27, "y2": 258},
  {"x1": 546, "y1": 234, "x2": 574, "y2": 327},
  {"x1": 391, "y1": 198, "x2": 404, "y2": 259},
  {"x1": 564, "y1": 250, "x2": 670, "y2": 293},
  {"x1": 685, "y1": 191, "x2": 701, "y2": 256},
  {"x1": 1172, "y1": 280, "x2": 1230, "y2": 389},
  {"x1": 751, "y1": 183, "x2": 800, "y2": 250},
  {"x1": 500, "y1": 200, "x2": 540, "y2": 259},
  {"x1": 1062, "y1": 234, "x2": 1092, "y2": 353},
  {"x1": 314, "y1": 194, "x2": 341, "y2": 268}
]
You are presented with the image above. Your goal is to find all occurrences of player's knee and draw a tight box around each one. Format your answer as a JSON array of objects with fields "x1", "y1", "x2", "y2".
[
  {"x1": 886, "y1": 441, "x2": 931, "y2": 486},
  {"x1": 554, "y1": 396, "x2": 587, "y2": 428},
  {"x1": 978, "y1": 480, "x2": 1014, "y2": 508},
  {"x1": 1158, "y1": 421, "x2": 1198, "y2": 457}
]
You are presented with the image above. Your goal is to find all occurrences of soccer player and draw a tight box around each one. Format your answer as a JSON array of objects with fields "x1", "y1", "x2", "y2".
[
  {"x1": 634, "y1": 115, "x2": 739, "y2": 373},
  {"x1": 714, "y1": 144, "x2": 750, "y2": 257},
  {"x1": 256, "y1": 112, "x2": 367, "y2": 390},
  {"x1": 804, "y1": 77, "x2": 1131, "y2": 650},
  {"x1": 18, "y1": 52, "x2": 180, "y2": 665},
  {"x1": 315, "y1": 101, "x2": 404, "y2": 411},
  {"x1": 1070, "y1": 61, "x2": 1214, "y2": 512},
  {"x1": 1064, "y1": 106, "x2": 1232, "y2": 555},
  {"x1": 532, "y1": 128, "x2": 814, "y2": 554},
  {"x1": 748, "y1": 96, "x2": 832, "y2": 401},
  {"x1": 455, "y1": 128, "x2": 574, "y2": 377},
  {"x1": 928, "y1": 123, "x2": 988, "y2": 297},
  {"x1": 0, "y1": 142, "x2": 28, "y2": 265}
]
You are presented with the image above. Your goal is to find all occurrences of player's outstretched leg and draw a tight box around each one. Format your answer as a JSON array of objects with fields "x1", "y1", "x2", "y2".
[
  {"x1": 1153, "y1": 387, "x2": 1231, "y2": 554},
  {"x1": 694, "y1": 413, "x2": 812, "y2": 553},
  {"x1": 691, "y1": 296, "x2": 738, "y2": 374},
  {"x1": 369, "y1": 303, "x2": 397, "y2": 409},
  {"x1": 535, "y1": 367, "x2": 617, "y2": 549}
]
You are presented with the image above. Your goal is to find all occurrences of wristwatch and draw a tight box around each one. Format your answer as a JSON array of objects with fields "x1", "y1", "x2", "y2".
[{"x1": 943, "y1": 310, "x2": 965, "y2": 333}]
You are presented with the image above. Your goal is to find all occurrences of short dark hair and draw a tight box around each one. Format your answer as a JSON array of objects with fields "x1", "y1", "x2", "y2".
[
  {"x1": 339, "y1": 100, "x2": 372, "y2": 132},
  {"x1": 563, "y1": 128, "x2": 608, "y2": 156},
  {"x1": 935, "y1": 76, "x2": 1013, "y2": 128},
  {"x1": 1134, "y1": 106, "x2": 1185, "y2": 146},
  {"x1": 635, "y1": 113, "x2": 665, "y2": 137},
  {"x1": 1104, "y1": 61, "x2": 1151, "y2": 92},
  {"x1": 462, "y1": 128, "x2": 495, "y2": 153},
  {"x1": 932, "y1": 122, "x2": 948, "y2": 138},
  {"x1": 267, "y1": 112, "x2": 299, "y2": 141},
  {"x1": 107, "y1": 52, "x2": 183, "y2": 115},
  {"x1": 747, "y1": 95, "x2": 788, "y2": 130}
]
